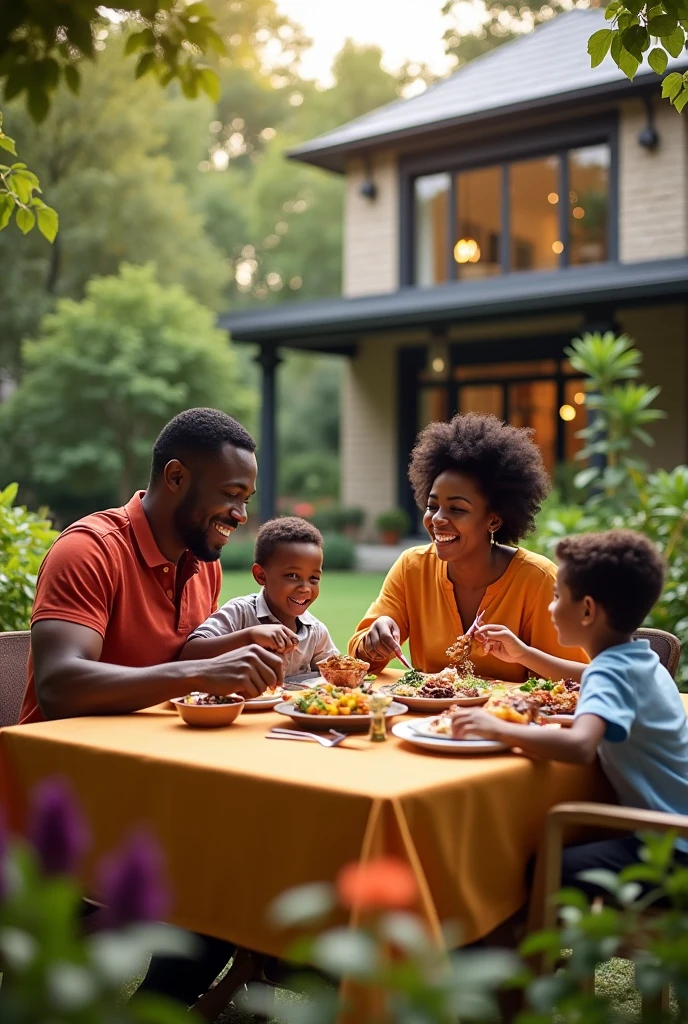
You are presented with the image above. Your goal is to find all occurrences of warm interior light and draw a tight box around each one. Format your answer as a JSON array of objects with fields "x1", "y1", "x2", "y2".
[
  {"x1": 572, "y1": 207, "x2": 585, "y2": 220},
  {"x1": 574, "y1": 391, "x2": 586, "y2": 405},
  {"x1": 548, "y1": 192, "x2": 559, "y2": 205},
  {"x1": 552, "y1": 240, "x2": 564, "y2": 254},
  {"x1": 454, "y1": 238, "x2": 481, "y2": 264},
  {"x1": 432, "y1": 357, "x2": 445, "y2": 373},
  {"x1": 559, "y1": 404, "x2": 576, "y2": 421}
]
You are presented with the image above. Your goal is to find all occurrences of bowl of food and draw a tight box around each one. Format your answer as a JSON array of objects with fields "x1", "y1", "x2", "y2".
[
  {"x1": 171, "y1": 692, "x2": 245, "y2": 727},
  {"x1": 317, "y1": 654, "x2": 370, "y2": 689}
]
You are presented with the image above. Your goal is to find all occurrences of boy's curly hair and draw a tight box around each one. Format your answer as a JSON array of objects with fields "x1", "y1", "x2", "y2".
[
  {"x1": 408, "y1": 413, "x2": 550, "y2": 543},
  {"x1": 556, "y1": 530, "x2": 665, "y2": 633},
  {"x1": 254, "y1": 516, "x2": 323, "y2": 567}
]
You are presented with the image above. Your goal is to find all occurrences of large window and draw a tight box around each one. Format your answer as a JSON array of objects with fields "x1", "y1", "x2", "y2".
[{"x1": 413, "y1": 142, "x2": 612, "y2": 286}]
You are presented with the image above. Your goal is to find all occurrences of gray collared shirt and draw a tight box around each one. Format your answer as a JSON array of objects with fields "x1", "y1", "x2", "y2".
[{"x1": 187, "y1": 589, "x2": 339, "y2": 677}]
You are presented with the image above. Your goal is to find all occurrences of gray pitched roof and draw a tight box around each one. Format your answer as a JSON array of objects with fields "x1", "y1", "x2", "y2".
[{"x1": 291, "y1": 10, "x2": 686, "y2": 170}]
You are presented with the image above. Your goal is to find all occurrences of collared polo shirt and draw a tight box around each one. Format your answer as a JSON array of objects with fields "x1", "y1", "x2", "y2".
[
  {"x1": 188, "y1": 588, "x2": 338, "y2": 677},
  {"x1": 20, "y1": 491, "x2": 222, "y2": 724}
]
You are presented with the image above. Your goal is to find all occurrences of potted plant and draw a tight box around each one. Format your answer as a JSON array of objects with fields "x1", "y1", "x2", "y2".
[{"x1": 375, "y1": 508, "x2": 411, "y2": 546}]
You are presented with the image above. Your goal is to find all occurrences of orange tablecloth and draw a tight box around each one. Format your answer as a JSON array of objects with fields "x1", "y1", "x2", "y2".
[{"x1": 0, "y1": 670, "x2": 613, "y2": 953}]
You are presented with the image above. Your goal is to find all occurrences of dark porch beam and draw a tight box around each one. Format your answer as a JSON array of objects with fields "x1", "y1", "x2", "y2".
[{"x1": 255, "y1": 344, "x2": 281, "y2": 524}]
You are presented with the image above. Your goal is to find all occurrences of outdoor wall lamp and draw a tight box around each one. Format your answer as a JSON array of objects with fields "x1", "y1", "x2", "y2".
[
  {"x1": 427, "y1": 331, "x2": 449, "y2": 380},
  {"x1": 638, "y1": 93, "x2": 659, "y2": 151},
  {"x1": 359, "y1": 156, "x2": 378, "y2": 200}
]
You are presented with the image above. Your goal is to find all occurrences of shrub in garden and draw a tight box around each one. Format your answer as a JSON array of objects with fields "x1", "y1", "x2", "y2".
[
  {"x1": 0, "y1": 482, "x2": 57, "y2": 631},
  {"x1": 528, "y1": 332, "x2": 688, "y2": 686},
  {"x1": 310, "y1": 506, "x2": 365, "y2": 536},
  {"x1": 322, "y1": 532, "x2": 356, "y2": 571},
  {"x1": 219, "y1": 536, "x2": 256, "y2": 572}
]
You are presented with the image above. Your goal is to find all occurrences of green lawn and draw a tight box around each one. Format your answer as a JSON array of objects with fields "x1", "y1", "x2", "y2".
[{"x1": 220, "y1": 570, "x2": 387, "y2": 654}]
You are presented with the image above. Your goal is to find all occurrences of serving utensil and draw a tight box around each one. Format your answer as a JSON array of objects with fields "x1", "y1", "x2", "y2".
[{"x1": 266, "y1": 728, "x2": 348, "y2": 748}]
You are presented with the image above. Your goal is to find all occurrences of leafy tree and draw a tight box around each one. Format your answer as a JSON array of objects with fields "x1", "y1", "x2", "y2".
[
  {"x1": 588, "y1": 0, "x2": 688, "y2": 112},
  {"x1": 0, "y1": 44, "x2": 228, "y2": 375},
  {"x1": 0, "y1": 264, "x2": 255, "y2": 522},
  {"x1": 0, "y1": 1, "x2": 224, "y2": 122}
]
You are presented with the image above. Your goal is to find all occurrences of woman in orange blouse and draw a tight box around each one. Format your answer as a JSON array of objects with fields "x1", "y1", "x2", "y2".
[{"x1": 349, "y1": 413, "x2": 587, "y2": 681}]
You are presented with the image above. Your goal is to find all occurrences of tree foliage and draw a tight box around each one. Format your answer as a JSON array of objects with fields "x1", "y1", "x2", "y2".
[
  {"x1": 0, "y1": 0, "x2": 224, "y2": 123},
  {"x1": 0, "y1": 264, "x2": 255, "y2": 522},
  {"x1": 0, "y1": 111, "x2": 57, "y2": 240},
  {"x1": 588, "y1": 0, "x2": 688, "y2": 112}
]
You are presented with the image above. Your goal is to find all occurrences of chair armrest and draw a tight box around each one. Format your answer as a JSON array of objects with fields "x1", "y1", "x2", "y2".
[
  {"x1": 548, "y1": 802, "x2": 688, "y2": 839},
  {"x1": 531, "y1": 802, "x2": 688, "y2": 935}
]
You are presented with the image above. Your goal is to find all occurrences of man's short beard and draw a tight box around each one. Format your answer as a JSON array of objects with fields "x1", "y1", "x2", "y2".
[{"x1": 173, "y1": 489, "x2": 221, "y2": 562}]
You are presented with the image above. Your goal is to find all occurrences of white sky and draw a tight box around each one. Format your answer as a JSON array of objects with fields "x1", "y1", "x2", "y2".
[{"x1": 276, "y1": 0, "x2": 456, "y2": 83}]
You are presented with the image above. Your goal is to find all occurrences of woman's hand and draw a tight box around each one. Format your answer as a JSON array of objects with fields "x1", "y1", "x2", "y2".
[
  {"x1": 250, "y1": 624, "x2": 299, "y2": 653},
  {"x1": 360, "y1": 616, "x2": 403, "y2": 663},
  {"x1": 450, "y1": 707, "x2": 501, "y2": 740},
  {"x1": 474, "y1": 624, "x2": 529, "y2": 664}
]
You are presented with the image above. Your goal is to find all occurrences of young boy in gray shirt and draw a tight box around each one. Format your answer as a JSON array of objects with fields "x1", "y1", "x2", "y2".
[{"x1": 184, "y1": 516, "x2": 338, "y2": 677}]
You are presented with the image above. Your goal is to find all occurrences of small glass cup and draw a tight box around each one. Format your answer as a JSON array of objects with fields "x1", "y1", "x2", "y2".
[{"x1": 368, "y1": 693, "x2": 392, "y2": 742}]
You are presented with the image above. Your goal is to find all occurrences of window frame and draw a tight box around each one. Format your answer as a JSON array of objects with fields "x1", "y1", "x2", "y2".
[{"x1": 399, "y1": 115, "x2": 619, "y2": 288}]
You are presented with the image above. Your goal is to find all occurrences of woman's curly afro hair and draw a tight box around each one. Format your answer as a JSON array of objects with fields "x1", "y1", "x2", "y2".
[{"x1": 408, "y1": 412, "x2": 551, "y2": 544}]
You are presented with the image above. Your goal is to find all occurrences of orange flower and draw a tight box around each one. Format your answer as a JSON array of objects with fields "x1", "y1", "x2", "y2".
[{"x1": 337, "y1": 857, "x2": 418, "y2": 911}]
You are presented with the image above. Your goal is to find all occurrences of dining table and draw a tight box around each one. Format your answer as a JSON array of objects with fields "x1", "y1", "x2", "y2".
[{"x1": 0, "y1": 669, "x2": 617, "y2": 961}]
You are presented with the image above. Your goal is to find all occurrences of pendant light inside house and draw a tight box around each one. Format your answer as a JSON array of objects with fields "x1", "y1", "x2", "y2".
[{"x1": 454, "y1": 237, "x2": 481, "y2": 264}]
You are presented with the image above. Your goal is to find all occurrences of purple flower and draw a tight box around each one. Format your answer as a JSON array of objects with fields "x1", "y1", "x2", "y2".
[
  {"x1": 98, "y1": 831, "x2": 168, "y2": 928},
  {"x1": 28, "y1": 778, "x2": 90, "y2": 877}
]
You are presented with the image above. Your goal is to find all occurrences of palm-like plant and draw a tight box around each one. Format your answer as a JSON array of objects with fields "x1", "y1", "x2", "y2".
[{"x1": 565, "y1": 332, "x2": 666, "y2": 507}]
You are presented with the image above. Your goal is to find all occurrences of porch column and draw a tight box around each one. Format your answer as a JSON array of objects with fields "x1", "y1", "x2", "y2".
[{"x1": 255, "y1": 343, "x2": 281, "y2": 524}]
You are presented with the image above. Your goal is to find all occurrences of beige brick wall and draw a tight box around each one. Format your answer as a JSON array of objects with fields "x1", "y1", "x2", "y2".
[
  {"x1": 343, "y1": 153, "x2": 399, "y2": 297},
  {"x1": 341, "y1": 337, "x2": 399, "y2": 536},
  {"x1": 617, "y1": 303, "x2": 688, "y2": 467},
  {"x1": 619, "y1": 99, "x2": 688, "y2": 262}
]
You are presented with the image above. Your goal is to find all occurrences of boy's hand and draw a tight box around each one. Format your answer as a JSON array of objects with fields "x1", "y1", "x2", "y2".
[
  {"x1": 360, "y1": 616, "x2": 402, "y2": 663},
  {"x1": 250, "y1": 624, "x2": 299, "y2": 653},
  {"x1": 450, "y1": 707, "x2": 501, "y2": 740},
  {"x1": 474, "y1": 624, "x2": 528, "y2": 664}
]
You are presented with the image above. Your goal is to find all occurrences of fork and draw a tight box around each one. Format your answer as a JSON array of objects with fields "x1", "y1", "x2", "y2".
[{"x1": 266, "y1": 728, "x2": 347, "y2": 748}]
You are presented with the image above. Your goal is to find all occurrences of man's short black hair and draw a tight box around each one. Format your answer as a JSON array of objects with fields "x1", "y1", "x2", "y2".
[
  {"x1": 151, "y1": 408, "x2": 256, "y2": 480},
  {"x1": 254, "y1": 517, "x2": 323, "y2": 567},
  {"x1": 408, "y1": 412, "x2": 550, "y2": 544},
  {"x1": 555, "y1": 530, "x2": 665, "y2": 633}
]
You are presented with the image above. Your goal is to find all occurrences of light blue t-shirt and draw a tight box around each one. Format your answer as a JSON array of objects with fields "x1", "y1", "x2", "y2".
[{"x1": 576, "y1": 639, "x2": 688, "y2": 853}]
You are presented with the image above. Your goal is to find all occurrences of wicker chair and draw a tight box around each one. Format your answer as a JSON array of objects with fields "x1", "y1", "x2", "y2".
[
  {"x1": 0, "y1": 629, "x2": 30, "y2": 728},
  {"x1": 633, "y1": 627, "x2": 682, "y2": 679}
]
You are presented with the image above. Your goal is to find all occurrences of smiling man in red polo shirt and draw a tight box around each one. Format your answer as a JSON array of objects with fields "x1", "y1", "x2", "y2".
[
  {"x1": 21, "y1": 408, "x2": 284, "y2": 1012},
  {"x1": 22, "y1": 407, "x2": 282, "y2": 723}
]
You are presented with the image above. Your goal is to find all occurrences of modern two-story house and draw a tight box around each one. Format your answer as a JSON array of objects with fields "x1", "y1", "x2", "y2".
[{"x1": 223, "y1": 10, "x2": 688, "y2": 532}]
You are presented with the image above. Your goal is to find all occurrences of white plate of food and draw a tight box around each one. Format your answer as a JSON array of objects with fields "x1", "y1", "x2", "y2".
[
  {"x1": 274, "y1": 684, "x2": 407, "y2": 732},
  {"x1": 392, "y1": 719, "x2": 508, "y2": 755},
  {"x1": 514, "y1": 677, "x2": 580, "y2": 716},
  {"x1": 242, "y1": 687, "x2": 287, "y2": 711},
  {"x1": 380, "y1": 668, "x2": 500, "y2": 711}
]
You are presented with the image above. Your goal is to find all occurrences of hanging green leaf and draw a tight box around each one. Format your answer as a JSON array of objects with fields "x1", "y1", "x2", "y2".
[
  {"x1": 648, "y1": 46, "x2": 669, "y2": 72},
  {"x1": 664, "y1": 25, "x2": 686, "y2": 57},
  {"x1": 648, "y1": 14, "x2": 679, "y2": 35},
  {"x1": 588, "y1": 28, "x2": 615, "y2": 66},
  {"x1": 662, "y1": 70, "x2": 684, "y2": 98},
  {"x1": 64, "y1": 65, "x2": 81, "y2": 95},
  {"x1": 618, "y1": 47, "x2": 640, "y2": 79},
  {"x1": 36, "y1": 205, "x2": 59, "y2": 243},
  {"x1": 15, "y1": 206, "x2": 36, "y2": 234}
]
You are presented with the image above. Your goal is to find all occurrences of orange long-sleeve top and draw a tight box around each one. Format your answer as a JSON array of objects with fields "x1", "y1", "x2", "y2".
[{"x1": 348, "y1": 544, "x2": 588, "y2": 681}]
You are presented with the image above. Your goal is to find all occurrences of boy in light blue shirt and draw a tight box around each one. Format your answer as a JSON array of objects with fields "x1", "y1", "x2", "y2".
[{"x1": 452, "y1": 529, "x2": 688, "y2": 890}]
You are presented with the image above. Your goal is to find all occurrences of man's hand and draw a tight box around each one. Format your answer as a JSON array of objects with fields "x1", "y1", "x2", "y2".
[
  {"x1": 360, "y1": 616, "x2": 402, "y2": 663},
  {"x1": 203, "y1": 645, "x2": 284, "y2": 700},
  {"x1": 450, "y1": 707, "x2": 502, "y2": 740},
  {"x1": 474, "y1": 624, "x2": 529, "y2": 664},
  {"x1": 250, "y1": 623, "x2": 299, "y2": 653}
]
